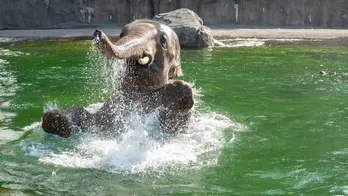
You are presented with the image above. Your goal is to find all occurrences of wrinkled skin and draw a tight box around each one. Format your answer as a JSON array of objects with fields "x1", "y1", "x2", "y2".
[{"x1": 42, "y1": 20, "x2": 194, "y2": 138}]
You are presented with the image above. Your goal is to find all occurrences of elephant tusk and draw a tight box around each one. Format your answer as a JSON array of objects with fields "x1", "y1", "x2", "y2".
[{"x1": 138, "y1": 56, "x2": 150, "y2": 65}]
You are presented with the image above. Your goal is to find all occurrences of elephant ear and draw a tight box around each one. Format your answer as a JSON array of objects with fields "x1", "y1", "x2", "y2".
[
  {"x1": 169, "y1": 63, "x2": 183, "y2": 79},
  {"x1": 169, "y1": 50, "x2": 183, "y2": 79},
  {"x1": 168, "y1": 28, "x2": 183, "y2": 79}
]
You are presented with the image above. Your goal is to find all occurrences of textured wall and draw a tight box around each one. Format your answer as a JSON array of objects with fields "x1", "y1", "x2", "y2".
[
  {"x1": 1, "y1": 0, "x2": 348, "y2": 29},
  {"x1": 237, "y1": 0, "x2": 348, "y2": 28},
  {"x1": 0, "y1": 0, "x2": 95, "y2": 29}
]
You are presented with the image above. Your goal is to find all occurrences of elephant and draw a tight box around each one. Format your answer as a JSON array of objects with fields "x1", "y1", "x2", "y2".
[{"x1": 41, "y1": 20, "x2": 194, "y2": 138}]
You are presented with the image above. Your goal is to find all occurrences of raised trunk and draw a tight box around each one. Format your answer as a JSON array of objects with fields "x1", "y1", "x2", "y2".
[{"x1": 100, "y1": 33, "x2": 148, "y2": 59}]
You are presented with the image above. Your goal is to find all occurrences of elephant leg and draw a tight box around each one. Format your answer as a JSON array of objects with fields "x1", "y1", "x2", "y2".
[
  {"x1": 159, "y1": 80, "x2": 194, "y2": 134},
  {"x1": 42, "y1": 106, "x2": 94, "y2": 138},
  {"x1": 161, "y1": 80, "x2": 194, "y2": 115}
]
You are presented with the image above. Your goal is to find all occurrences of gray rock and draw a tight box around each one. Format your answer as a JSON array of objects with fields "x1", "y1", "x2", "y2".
[{"x1": 153, "y1": 8, "x2": 214, "y2": 49}]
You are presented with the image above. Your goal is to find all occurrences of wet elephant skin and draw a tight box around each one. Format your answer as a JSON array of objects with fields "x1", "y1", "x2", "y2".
[{"x1": 42, "y1": 20, "x2": 194, "y2": 138}]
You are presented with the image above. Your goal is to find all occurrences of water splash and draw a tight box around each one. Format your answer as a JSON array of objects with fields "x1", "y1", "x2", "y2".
[
  {"x1": 21, "y1": 109, "x2": 240, "y2": 174},
  {"x1": 21, "y1": 99, "x2": 241, "y2": 174},
  {"x1": 86, "y1": 44, "x2": 125, "y2": 93},
  {"x1": 43, "y1": 100, "x2": 60, "y2": 112},
  {"x1": 19, "y1": 44, "x2": 244, "y2": 174}
]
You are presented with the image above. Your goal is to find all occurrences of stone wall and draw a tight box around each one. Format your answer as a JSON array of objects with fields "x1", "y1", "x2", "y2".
[
  {"x1": 237, "y1": 0, "x2": 348, "y2": 28},
  {"x1": 0, "y1": 0, "x2": 95, "y2": 29},
  {"x1": 1, "y1": 0, "x2": 348, "y2": 29}
]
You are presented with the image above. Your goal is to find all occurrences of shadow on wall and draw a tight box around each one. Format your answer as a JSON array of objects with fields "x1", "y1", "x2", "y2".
[{"x1": 1, "y1": 0, "x2": 348, "y2": 29}]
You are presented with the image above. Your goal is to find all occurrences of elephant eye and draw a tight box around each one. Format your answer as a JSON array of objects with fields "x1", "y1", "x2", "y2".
[{"x1": 159, "y1": 34, "x2": 167, "y2": 49}]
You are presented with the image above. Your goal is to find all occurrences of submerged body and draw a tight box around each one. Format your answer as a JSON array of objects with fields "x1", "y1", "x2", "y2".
[{"x1": 42, "y1": 20, "x2": 194, "y2": 137}]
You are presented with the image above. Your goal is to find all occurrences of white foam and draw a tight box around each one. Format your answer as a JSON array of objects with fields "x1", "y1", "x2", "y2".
[
  {"x1": 229, "y1": 40, "x2": 265, "y2": 47},
  {"x1": 0, "y1": 54, "x2": 20, "y2": 145},
  {"x1": 330, "y1": 185, "x2": 348, "y2": 195},
  {"x1": 333, "y1": 148, "x2": 348, "y2": 155},
  {"x1": 0, "y1": 58, "x2": 9, "y2": 65},
  {"x1": 0, "y1": 37, "x2": 22, "y2": 43},
  {"x1": 0, "y1": 111, "x2": 16, "y2": 122},
  {"x1": 23, "y1": 122, "x2": 41, "y2": 132},
  {"x1": 218, "y1": 38, "x2": 317, "y2": 48},
  {"x1": 0, "y1": 100, "x2": 11, "y2": 108},
  {"x1": 22, "y1": 109, "x2": 241, "y2": 174},
  {"x1": 20, "y1": 141, "x2": 52, "y2": 157},
  {"x1": 0, "y1": 128, "x2": 23, "y2": 145},
  {"x1": 0, "y1": 48, "x2": 28, "y2": 56}
]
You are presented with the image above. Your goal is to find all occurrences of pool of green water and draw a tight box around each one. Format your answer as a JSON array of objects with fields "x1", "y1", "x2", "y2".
[{"x1": 0, "y1": 40, "x2": 348, "y2": 195}]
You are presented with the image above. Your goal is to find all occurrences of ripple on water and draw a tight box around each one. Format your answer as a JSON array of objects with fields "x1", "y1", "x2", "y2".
[
  {"x1": 0, "y1": 58, "x2": 9, "y2": 65},
  {"x1": 0, "y1": 127, "x2": 23, "y2": 146},
  {"x1": 330, "y1": 185, "x2": 348, "y2": 195},
  {"x1": 0, "y1": 47, "x2": 29, "y2": 56},
  {"x1": 0, "y1": 57, "x2": 22, "y2": 145},
  {"x1": 0, "y1": 37, "x2": 23, "y2": 43}
]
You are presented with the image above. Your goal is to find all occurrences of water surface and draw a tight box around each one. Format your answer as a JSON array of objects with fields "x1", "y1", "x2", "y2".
[{"x1": 0, "y1": 40, "x2": 347, "y2": 195}]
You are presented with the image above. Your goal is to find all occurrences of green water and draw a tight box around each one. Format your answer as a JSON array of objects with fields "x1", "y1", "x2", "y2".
[{"x1": 0, "y1": 40, "x2": 348, "y2": 195}]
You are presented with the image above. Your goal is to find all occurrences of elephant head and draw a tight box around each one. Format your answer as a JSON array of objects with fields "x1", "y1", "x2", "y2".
[{"x1": 93, "y1": 20, "x2": 183, "y2": 91}]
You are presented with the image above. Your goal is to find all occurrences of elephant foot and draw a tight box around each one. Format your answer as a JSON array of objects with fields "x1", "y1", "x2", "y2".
[
  {"x1": 42, "y1": 110, "x2": 72, "y2": 138},
  {"x1": 163, "y1": 80, "x2": 194, "y2": 116}
]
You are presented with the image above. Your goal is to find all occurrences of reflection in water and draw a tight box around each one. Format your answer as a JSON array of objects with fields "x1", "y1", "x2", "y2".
[{"x1": 200, "y1": 47, "x2": 214, "y2": 63}]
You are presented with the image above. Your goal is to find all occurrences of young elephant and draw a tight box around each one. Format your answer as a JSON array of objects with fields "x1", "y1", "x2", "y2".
[{"x1": 42, "y1": 20, "x2": 194, "y2": 138}]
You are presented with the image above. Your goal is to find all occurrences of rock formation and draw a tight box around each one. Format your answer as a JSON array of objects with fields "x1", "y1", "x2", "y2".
[{"x1": 153, "y1": 8, "x2": 214, "y2": 48}]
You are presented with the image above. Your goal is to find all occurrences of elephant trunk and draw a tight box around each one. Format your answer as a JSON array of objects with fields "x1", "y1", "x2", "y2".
[{"x1": 94, "y1": 30, "x2": 151, "y2": 64}]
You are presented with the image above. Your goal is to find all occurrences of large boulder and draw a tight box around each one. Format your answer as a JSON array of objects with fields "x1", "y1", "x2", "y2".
[{"x1": 153, "y1": 8, "x2": 214, "y2": 49}]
